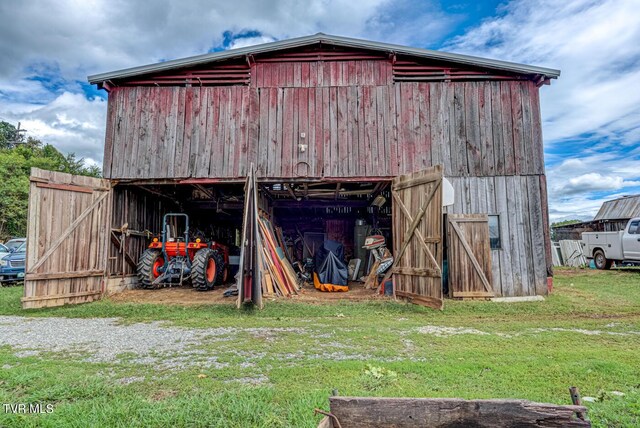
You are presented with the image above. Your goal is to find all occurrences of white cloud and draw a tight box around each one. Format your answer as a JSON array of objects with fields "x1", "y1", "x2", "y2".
[
  {"x1": 0, "y1": 92, "x2": 107, "y2": 164},
  {"x1": 0, "y1": 0, "x2": 453, "y2": 167},
  {"x1": 545, "y1": 154, "x2": 640, "y2": 220},
  {"x1": 0, "y1": 0, "x2": 451, "y2": 82},
  {"x1": 560, "y1": 173, "x2": 640, "y2": 195},
  {"x1": 444, "y1": 0, "x2": 640, "y2": 146}
]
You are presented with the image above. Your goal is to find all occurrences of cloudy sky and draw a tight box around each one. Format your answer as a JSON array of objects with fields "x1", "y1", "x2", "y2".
[{"x1": 0, "y1": 0, "x2": 638, "y2": 221}]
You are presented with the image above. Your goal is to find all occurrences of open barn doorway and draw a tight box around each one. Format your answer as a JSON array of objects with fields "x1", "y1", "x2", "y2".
[
  {"x1": 106, "y1": 182, "x2": 247, "y2": 297},
  {"x1": 258, "y1": 180, "x2": 394, "y2": 300}
]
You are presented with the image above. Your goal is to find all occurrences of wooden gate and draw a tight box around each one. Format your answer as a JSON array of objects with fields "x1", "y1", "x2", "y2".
[
  {"x1": 23, "y1": 168, "x2": 112, "y2": 309},
  {"x1": 447, "y1": 214, "x2": 494, "y2": 298},
  {"x1": 386, "y1": 165, "x2": 443, "y2": 309}
]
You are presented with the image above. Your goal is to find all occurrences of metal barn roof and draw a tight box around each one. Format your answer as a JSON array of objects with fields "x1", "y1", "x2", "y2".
[
  {"x1": 594, "y1": 194, "x2": 640, "y2": 220},
  {"x1": 88, "y1": 33, "x2": 561, "y2": 84}
]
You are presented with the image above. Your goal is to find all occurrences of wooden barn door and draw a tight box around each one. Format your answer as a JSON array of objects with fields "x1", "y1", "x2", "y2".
[
  {"x1": 447, "y1": 214, "x2": 494, "y2": 299},
  {"x1": 387, "y1": 165, "x2": 444, "y2": 309},
  {"x1": 23, "y1": 168, "x2": 112, "y2": 309}
]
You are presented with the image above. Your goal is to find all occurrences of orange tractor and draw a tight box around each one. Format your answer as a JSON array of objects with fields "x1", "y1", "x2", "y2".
[{"x1": 137, "y1": 213, "x2": 229, "y2": 290}]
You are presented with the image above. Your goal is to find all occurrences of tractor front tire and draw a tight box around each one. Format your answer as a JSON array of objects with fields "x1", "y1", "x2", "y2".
[
  {"x1": 192, "y1": 249, "x2": 224, "y2": 291},
  {"x1": 137, "y1": 249, "x2": 165, "y2": 289}
]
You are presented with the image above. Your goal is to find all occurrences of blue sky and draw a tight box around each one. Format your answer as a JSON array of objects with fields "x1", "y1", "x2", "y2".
[{"x1": 0, "y1": 0, "x2": 639, "y2": 222}]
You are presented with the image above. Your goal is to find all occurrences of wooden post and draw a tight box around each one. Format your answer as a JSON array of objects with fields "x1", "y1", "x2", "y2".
[{"x1": 570, "y1": 386, "x2": 585, "y2": 420}]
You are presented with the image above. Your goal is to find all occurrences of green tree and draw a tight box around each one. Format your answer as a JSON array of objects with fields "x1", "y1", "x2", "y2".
[{"x1": 0, "y1": 121, "x2": 101, "y2": 240}]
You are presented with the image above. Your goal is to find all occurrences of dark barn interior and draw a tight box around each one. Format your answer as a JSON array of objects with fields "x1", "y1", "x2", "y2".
[{"x1": 108, "y1": 180, "x2": 393, "y2": 297}]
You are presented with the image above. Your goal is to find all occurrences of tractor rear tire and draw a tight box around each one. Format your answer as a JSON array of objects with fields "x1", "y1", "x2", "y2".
[
  {"x1": 137, "y1": 249, "x2": 165, "y2": 289},
  {"x1": 192, "y1": 249, "x2": 224, "y2": 291}
]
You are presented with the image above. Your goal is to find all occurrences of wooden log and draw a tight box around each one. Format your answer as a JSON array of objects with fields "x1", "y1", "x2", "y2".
[{"x1": 328, "y1": 396, "x2": 590, "y2": 428}]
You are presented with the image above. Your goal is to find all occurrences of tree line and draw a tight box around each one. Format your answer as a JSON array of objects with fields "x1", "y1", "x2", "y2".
[{"x1": 0, "y1": 121, "x2": 101, "y2": 241}]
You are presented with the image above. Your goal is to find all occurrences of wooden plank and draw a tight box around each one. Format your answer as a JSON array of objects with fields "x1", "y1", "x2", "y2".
[
  {"x1": 187, "y1": 87, "x2": 202, "y2": 177},
  {"x1": 464, "y1": 82, "x2": 482, "y2": 175},
  {"x1": 35, "y1": 182, "x2": 97, "y2": 194},
  {"x1": 173, "y1": 87, "x2": 186, "y2": 177},
  {"x1": 452, "y1": 82, "x2": 467, "y2": 176},
  {"x1": 247, "y1": 88, "x2": 259, "y2": 176},
  {"x1": 520, "y1": 81, "x2": 536, "y2": 174},
  {"x1": 394, "y1": 291, "x2": 443, "y2": 310},
  {"x1": 530, "y1": 82, "x2": 545, "y2": 175},
  {"x1": 328, "y1": 397, "x2": 590, "y2": 428},
  {"x1": 506, "y1": 176, "x2": 525, "y2": 296},
  {"x1": 374, "y1": 86, "x2": 386, "y2": 176},
  {"x1": 22, "y1": 290, "x2": 103, "y2": 303},
  {"x1": 102, "y1": 88, "x2": 117, "y2": 178},
  {"x1": 480, "y1": 83, "x2": 495, "y2": 175},
  {"x1": 282, "y1": 88, "x2": 294, "y2": 177},
  {"x1": 539, "y1": 174, "x2": 553, "y2": 278},
  {"x1": 452, "y1": 291, "x2": 494, "y2": 298},
  {"x1": 393, "y1": 267, "x2": 441, "y2": 277},
  {"x1": 179, "y1": 87, "x2": 194, "y2": 177},
  {"x1": 500, "y1": 82, "x2": 516, "y2": 174},
  {"x1": 494, "y1": 176, "x2": 513, "y2": 297},
  {"x1": 416, "y1": 83, "x2": 431, "y2": 170},
  {"x1": 528, "y1": 175, "x2": 548, "y2": 295},
  {"x1": 384, "y1": 85, "x2": 398, "y2": 176},
  {"x1": 490, "y1": 81, "x2": 505, "y2": 175},
  {"x1": 25, "y1": 270, "x2": 104, "y2": 281}
]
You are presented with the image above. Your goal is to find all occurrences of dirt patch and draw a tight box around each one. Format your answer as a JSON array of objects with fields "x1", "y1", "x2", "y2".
[
  {"x1": 108, "y1": 281, "x2": 386, "y2": 306},
  {"x1": 285, "y1": 282, "x2": 389, "y2": 303},
  {"x1": 108, "y1": 286, "x2": 231, "y2": 305}
]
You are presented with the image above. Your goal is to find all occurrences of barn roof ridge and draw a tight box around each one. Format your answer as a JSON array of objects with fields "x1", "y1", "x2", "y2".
[{"x1": 88, "y1": 33, "x2": 561, "y2": 84}]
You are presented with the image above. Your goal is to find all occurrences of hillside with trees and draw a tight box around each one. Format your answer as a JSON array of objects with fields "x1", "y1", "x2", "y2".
[{"x1": 0, "y1": 121, "x2": 101, "y2": 240}]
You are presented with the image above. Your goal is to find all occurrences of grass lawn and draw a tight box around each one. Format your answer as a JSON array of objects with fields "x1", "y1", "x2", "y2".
[{"x1": 1, "y1": 268, "x2": 639, "y2": 427}]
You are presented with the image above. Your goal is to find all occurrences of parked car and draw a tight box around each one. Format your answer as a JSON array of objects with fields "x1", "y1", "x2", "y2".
[
  {"x1": 0, "y1": 243, "x2": 10, "y2": 260},
  {"x1": 4, "y1": 237, "x2": 26, "y2": 252},
  {"x1": 0, "y1": 242, "x2": 26, "y2": 283},
  {"x1": 581, "y1": 217, "x2": 640, "y2": 269}
]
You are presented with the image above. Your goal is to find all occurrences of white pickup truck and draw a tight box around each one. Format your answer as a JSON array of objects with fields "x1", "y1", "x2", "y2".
[{"x1": 581, "y1": 218, "x2": 640, "y2": 269}]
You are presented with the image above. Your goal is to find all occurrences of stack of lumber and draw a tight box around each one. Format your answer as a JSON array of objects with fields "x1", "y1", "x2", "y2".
[{"x1": 257, "y1": 215, "x2": 300, "y2": 297}]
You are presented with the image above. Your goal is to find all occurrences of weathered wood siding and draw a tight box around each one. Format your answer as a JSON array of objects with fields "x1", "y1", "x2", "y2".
[
  {"x1": 444, "y1": 176, "x2": 549, "y2": 297},
  {"x1": 103, "y1": 71, "x2": 544, "y2": 180}
]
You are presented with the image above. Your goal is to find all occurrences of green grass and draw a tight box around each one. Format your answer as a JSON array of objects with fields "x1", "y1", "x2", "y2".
[{"x1": 1, "y1": 268, "x2": 639, "y2": 427}]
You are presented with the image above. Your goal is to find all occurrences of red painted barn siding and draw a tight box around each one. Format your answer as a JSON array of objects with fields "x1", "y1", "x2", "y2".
[
  {"x1": 251, "y1": 60, "x2": 392, "y2": 87},
  {"x1": 103, "y1": 63, "x2": 544, "y2": 180}
]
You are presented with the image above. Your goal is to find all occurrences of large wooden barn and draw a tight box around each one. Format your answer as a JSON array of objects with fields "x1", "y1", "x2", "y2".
[{"x1": 22, "y1": 34, "x2": 559, "y2": 309}]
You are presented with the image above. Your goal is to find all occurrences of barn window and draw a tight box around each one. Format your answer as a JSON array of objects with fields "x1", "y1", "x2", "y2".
[{"x1": 488, "y1": 215, "x2": 501, "y2": 249}]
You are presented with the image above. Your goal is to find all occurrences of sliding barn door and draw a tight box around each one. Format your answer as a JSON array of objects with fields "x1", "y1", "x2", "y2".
[
  {"x1": 389, "y1": 165, "x2": 444, "y2": 309},
  {"x1": 447, "y1": 214, "x2": 494, "y2": 298},
  {"x1": 23, "y1": 168, "x2": 112, "y2": 308}
]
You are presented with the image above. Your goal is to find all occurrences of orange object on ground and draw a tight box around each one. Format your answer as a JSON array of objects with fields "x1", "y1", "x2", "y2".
[{"x1": 313, "y1": 273, "x2": 349, "y2": 292}]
